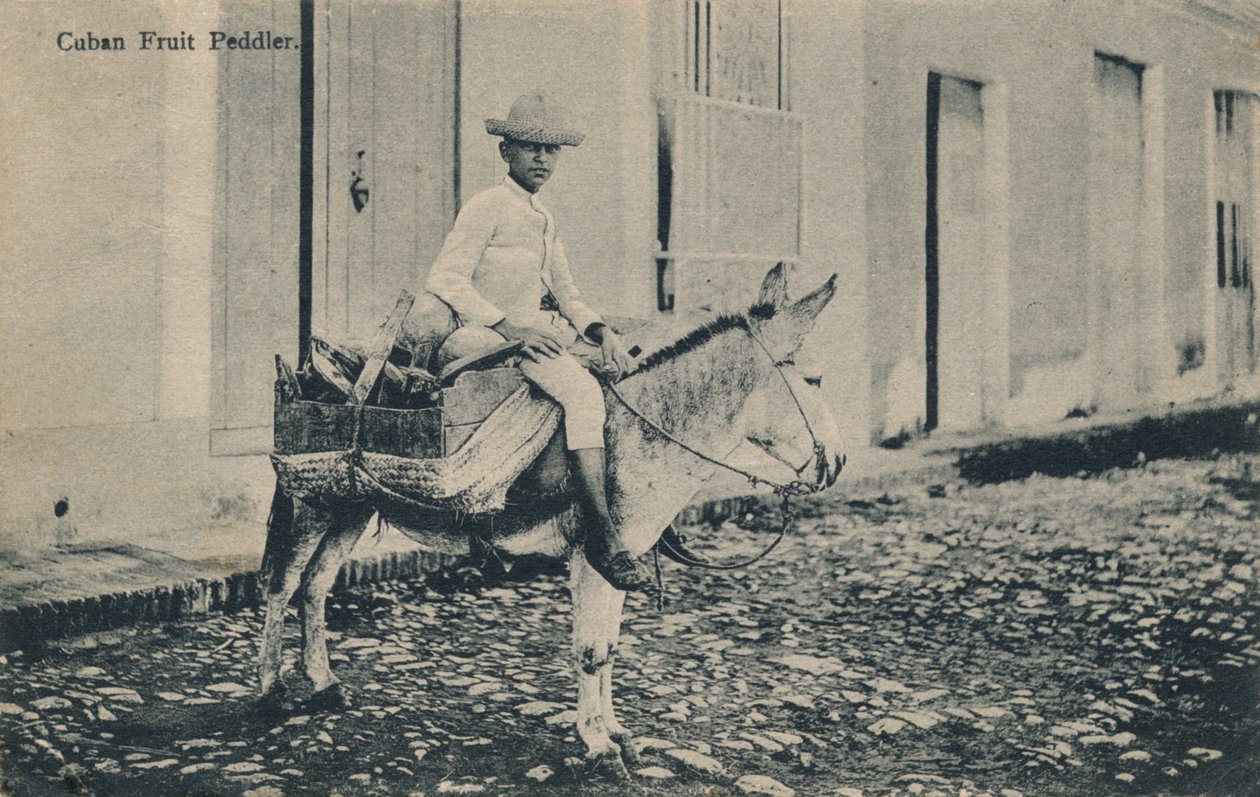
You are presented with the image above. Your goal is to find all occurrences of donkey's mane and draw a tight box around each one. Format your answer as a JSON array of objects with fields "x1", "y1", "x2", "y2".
[{"x1": 630, "y1": 305, "x2": 771, "y2": 375}]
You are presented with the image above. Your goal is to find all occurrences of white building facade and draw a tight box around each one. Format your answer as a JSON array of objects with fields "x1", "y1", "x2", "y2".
[
  {"x1": 2, "y1": 0, "x2": 1256, "y2": 545},
  {"x1": 863, "y1": 0, "x2": 1260, "y2": 440}
]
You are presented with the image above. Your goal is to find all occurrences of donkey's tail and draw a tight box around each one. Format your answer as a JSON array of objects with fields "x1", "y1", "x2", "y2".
[{"x1": 259, "y1": 481, "x2": 294, "y2": 590}]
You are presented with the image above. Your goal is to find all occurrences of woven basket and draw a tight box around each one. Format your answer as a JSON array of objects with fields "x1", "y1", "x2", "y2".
[{"x1": 272, "y1": 382, "x2": 560, "y2": 514}]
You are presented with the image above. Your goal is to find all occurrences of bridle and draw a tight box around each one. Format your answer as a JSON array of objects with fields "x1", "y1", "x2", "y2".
[
  {"x1": 745, "y1": 324, "x2": 832, "y2": 491},
  {"x1": 605, "y1": 318, "x2": 827, "y2": 498},
  {"x1": 602, "y1": 317, "x2": 831, "y2": 578}
]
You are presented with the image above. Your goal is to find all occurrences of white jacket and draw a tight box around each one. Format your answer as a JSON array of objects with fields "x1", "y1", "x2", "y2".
[{"x1": 426, "y1": 177, "x2": 603, "y2": 340}]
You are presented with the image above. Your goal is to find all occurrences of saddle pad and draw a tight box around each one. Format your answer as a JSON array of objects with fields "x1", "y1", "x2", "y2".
[
  {"x1": 440, "y1": 368, "x2": 526, "y2": 456},
  {"x1": 273, "y1": 380, "x2": 560, "y2": 514}
]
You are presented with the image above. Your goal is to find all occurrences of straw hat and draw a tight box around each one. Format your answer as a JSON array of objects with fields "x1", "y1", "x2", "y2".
[{"x1": 485, "y1": 92, "x2": 584, "y2": 147}]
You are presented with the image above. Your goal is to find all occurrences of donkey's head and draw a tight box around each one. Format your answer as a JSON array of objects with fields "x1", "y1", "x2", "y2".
[{"x1": 741, "y1": 264, "x2": 845, "y2": 491}]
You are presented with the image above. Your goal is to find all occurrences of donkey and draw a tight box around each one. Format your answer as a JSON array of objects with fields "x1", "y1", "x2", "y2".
[{"x1": 257, "y1": 264, "x2": 845, "y2": 775}]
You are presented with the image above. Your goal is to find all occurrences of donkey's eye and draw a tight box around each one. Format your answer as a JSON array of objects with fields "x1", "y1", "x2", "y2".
[{"x1": 803, "y1": 374, "x2": 822, "y2": 387}]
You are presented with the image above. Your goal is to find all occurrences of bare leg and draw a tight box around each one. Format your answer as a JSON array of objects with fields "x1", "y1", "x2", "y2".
[
  {"x1": 258, "y1": 499, "x2": 328, "y2": 703},
  {"x1": 299, "y1": 505, "x2": 373, "y2": 699},
  {"x1": 570, "y1": 553, "x2": 629, "y2": 778}
]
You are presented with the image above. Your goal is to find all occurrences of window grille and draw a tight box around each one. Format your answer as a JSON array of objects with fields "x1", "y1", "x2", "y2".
[
  {"x1": 682, "y1": 0, "x2": 787, "y2": 110},
  {"x1": 657, "y1": 0, "x2": 799, "y2": 312}
]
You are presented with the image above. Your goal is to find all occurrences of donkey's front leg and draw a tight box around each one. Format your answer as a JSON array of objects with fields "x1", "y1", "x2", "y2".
[
  {"x1": 570, "y1": 555, "x2": 629, "y2": 776},
  {"x1": 598, "y1": 603, "x2": 633, "y2": 755}
]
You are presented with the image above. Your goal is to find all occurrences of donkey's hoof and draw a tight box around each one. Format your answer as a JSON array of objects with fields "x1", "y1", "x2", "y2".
[
  {"x1": 584, "y1": 748, "x2": 630, "y2": 782},
  {"x1": 611, "y1": 733, "x2": 640, "y2": 767},
  {"x1": 308, "y1": 683, "x2": 350, "y2": 713},
  {"x1": 256, "y1": 684, "x2": 288, "y2": 717}
]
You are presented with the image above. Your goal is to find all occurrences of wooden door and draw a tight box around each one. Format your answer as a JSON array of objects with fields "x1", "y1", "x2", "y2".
[
  {"x1": 1088, "y1": 54, "x2": 1146, "y2": 411},
  {"x1": 211, "y1": 0, "x2": 302, "y2": 453},
  {"x1": 313, "y1": 0, "x2": 457, "y2": 342}
]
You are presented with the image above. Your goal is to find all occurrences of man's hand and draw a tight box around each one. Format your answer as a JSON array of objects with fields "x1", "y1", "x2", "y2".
[
  {"x1": 491, "y1": 319, "x2": 565, "y2": 362},
  {"x1": 593, "y1": 327, "x2": 635, "y2": 380}
]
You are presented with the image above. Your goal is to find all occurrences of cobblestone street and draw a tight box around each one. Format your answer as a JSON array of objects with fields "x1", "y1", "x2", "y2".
[{"x1": 2, "y1": 453, "x2": 1258, "y2": 796}]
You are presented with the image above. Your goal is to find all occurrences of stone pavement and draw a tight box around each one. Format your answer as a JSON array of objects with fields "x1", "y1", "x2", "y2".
[{"x1": 1, "y1": 396, "x2": 1256, "y2": 651}]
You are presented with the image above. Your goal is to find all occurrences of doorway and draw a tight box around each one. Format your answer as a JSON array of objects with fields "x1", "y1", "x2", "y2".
[
  {"x1": 1087, "y1": 53, "x2": 1148, "y2": 410},
  {"x1": 310, "y1": 0, "x2": 458, "y2": 342},
  {"x1": 926, "y1": 72, "x2": 990, "y2": 432},
  {"x1": 1212, "y1": 90, "x2": 1258, "y2": 384}
]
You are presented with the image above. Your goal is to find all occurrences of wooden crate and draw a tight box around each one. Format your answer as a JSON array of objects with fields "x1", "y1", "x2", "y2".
[
  {"x1": 273, "y1": 401, "x2": 443, "y2": 459},
  {"x1": 439, "y1": 368, "x2": 526, "y2": 456},
  {"x1": 273, "y1": 352, "x2": 525, "y2": 461}
]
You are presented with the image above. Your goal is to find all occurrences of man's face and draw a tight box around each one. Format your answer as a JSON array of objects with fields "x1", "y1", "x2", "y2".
[{"x1": 501, "y1": 139, "x2": 561, "y2": 191}]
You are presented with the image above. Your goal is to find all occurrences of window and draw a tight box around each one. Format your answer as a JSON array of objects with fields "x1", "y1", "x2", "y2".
[
  {"x1": 656, "y1": 0, "x2": 801, "y2": 312},
  {"x1": 683, "y1": 0, "x2": 787, "y2": 109},
  {"x1": 1214, "y1": 91, "x2": 1254, "y2": 291}
]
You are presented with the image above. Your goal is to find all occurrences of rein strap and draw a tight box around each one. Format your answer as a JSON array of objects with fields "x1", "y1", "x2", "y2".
[
  {"x1": 602, "y1": 379, "x2": 816, "y2": 498},
  {"x1": 602, "y1": 322, "x2": 820, "y2": 498},
  {"x1": 602, "y1": 319, "x2": 824, "y2": 575},
  {"x1": 657, "y1": 494, "x2": 797, "y2": 572}
]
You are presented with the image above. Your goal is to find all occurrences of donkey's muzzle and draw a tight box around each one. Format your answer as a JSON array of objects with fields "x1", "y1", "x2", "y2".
[
  {"x1": 799, "y1": 443, "x2": 843, "y2": 492},
  {"x1": 814, "y1": 451, "x2": 843, "y2": 490},
  {"x1": 828, "y1": 452, "x2": 845, "y2": 487}
]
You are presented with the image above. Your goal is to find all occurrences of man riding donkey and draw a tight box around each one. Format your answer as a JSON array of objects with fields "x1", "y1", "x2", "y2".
[{"x1": 425, "y1": 92, "x2": 657, "y2": 595}]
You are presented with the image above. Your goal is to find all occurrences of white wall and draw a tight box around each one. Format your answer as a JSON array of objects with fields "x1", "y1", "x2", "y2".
[
  {"x1": 791, "y1": 0, "x2": 872, "y2": 451},
  {"x1": 7, "y1": 0, "x2": 1252, "y2": 549},
  {"x1": 863, "y1": 0, "x2": 1260, "y2": 439},
  {"x1": 0, "y1": 0, "x2": 270, "y2": 547},
  {"x1": 0, "y1": 0, "x2": 672, "y2": 547}
]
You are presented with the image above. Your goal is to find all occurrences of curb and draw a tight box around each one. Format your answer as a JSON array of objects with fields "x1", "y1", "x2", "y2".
[
  {"x1": 0, "y1": 549, "x2": 457, "y2": 653},
  {"x1": 953, "y1": 401, "x2": 1260, "y2": 483},
  {"x1": 681, "y1": 399, "x2": 1260, "y2": 523}
]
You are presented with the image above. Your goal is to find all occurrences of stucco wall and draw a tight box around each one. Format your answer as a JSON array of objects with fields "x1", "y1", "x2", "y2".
[
  {"x1": 7, "y1": 0, "x2": 1253, "y2": 548},
  {"x1": 791, "y1": 0, "x2": 872, "y2": 451},
  {"x1": 0, "y1": 0, "x2": 264, "y2": 546},
  {"x1": 863, "y1": 0, "x2": 1260, "y2": 439}
]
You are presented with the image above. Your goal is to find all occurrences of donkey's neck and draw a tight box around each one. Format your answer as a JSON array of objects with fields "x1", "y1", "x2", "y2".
[
  {"x1": 622, "y1": 333, "x2": 760, "y2": 446},
  {"x1": 606, "y1": 325, "x2": 764, "y2": 553}
]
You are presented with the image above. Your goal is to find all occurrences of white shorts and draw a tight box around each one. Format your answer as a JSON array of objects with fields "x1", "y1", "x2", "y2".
[{"x1": 519, "y1": 350, "x2": 606, "y2": 450}]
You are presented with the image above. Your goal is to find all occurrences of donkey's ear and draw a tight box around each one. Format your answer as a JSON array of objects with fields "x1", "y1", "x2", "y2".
[
  {"x1": 753, "y1": 263, "x2": 790, "y2": 316},
  {"x1": 788, "y1": 273, "x2": 838, "y2": 321}
]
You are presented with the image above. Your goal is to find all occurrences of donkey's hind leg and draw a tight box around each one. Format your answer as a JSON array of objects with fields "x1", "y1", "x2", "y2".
[
  {"x1": 258, "y1": 495, "x2": 328, "y2": 707},
  {"x1": 298, "y1": 504, "x2": 373, "y2": 709}
]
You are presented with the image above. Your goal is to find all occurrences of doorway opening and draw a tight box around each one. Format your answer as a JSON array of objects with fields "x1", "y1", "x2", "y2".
[{"x1": 926, "y1": 72, "x2": 989, "y2": 432}]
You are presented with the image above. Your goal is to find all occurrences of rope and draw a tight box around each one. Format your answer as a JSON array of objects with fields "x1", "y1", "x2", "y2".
[
  {"x1": 653, "y1": 546, "x2": 664, "y2": 610},
  {"x1": 746, "y1": 325, "x2": 828, "y2": 484},
  {"x1": 602, "y1": 321, "x2": 823, "y2": 572},
  {"x1": 657, "y1": 494, "x2": 796, "y2": 571},
  {"x1": 604, "y1": 379, "x2": 815, "y2": 498},
  {"x1": 348, "y1": 403, "x2": 366, "y2": 497}
]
